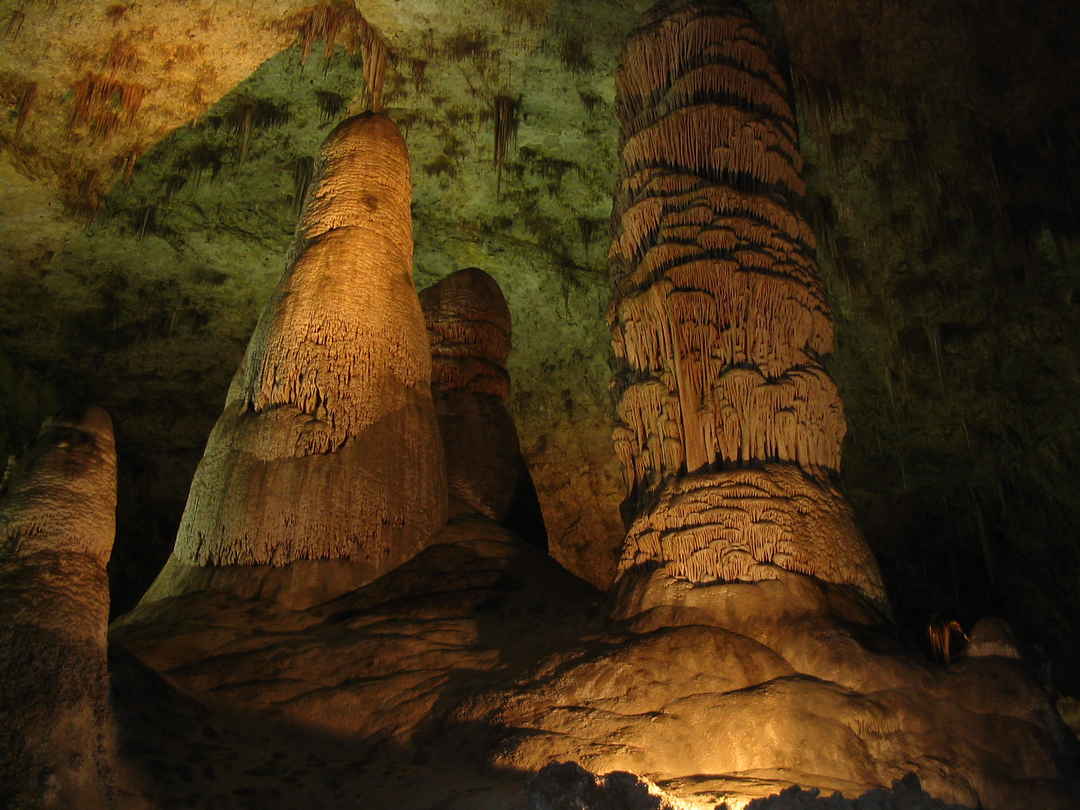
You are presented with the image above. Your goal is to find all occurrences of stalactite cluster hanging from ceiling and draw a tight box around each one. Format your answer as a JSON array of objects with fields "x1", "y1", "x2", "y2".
[{"x1": 608, "y1": 0, "x2": 844, "y2": 501}]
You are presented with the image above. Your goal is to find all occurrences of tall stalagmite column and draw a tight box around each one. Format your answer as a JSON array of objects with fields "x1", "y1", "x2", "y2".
[
  {"x1": 421, "y1": 268, "x2": 526, "y2": 523},
  {"x1": 165, "y1": 114, "x2": 446, "y2": 585},
  {"x1": 0, "y1": 407, "x2": 117, "y2": 809},
  {"x1": 609, "y1": 1, "x2": 886, "y2": 608}
]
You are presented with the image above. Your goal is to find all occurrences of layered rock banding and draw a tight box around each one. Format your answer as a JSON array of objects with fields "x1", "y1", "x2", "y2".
[
  {"x1": 608, "y1": 0, "x2": 885, "y2": 607},
  {"x1": 420, "y1": 267, "x2": 532, "y2": 524},
  {"x1": 150, "y1": 113, "x2": 445, "y2": 596},
  {"x1": 0, "y1": 407, "x2": 117, "y2": 809}
]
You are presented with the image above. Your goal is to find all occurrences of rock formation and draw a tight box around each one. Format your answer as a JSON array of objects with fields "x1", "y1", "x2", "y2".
[
  {"x1": 966, "y1": 617, "x2": 1022, "y2": 660},
  {"x1": 36, "y1": 8, "x2": 1076, "y2": 810},
  {"x1": 142, "y1": 113, "x2": 446, "y2": 605},
  {"x1": 607, "y1": 0, "x2": 885, "y2": 608},
  {"x1": 420, "y1": 267, "x2": 532, "y2": 524},
  {"x1": 0, "y1": 407, "x2": 117, "y2": 809}
]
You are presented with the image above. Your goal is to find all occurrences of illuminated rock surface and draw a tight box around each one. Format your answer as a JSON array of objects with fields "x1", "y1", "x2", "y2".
[
  {"x1": 111, "y1": 514, "x2": 1074, "y2": 809},
  {"x1": 0, "y1": 407, "x2": 117, "y2": 809},
  {"x1": 608, "y1": 0, "x2": 885, "y2": 611},
  {"x1": 142, "y1": 113, "x2": 446, "y2": 608},
  {"x1": 1, "y1": 0, "x2": 1080, "y2": 693},
  {"x1": 0, "y1": 2, "x2": 1077, "y2": 808}
]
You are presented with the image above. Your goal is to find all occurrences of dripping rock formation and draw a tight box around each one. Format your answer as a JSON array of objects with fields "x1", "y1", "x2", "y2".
[
  {"x1": 141, "y1": 112, "x2": 446, "y2": 609},
  {"x1": 607, "y1": 0, "x2": 884, "y2": 610}
]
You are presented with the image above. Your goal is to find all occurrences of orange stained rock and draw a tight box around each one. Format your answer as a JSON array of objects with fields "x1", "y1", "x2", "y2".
[
  {"x1": 619, "y1": 465, "x2": 888, "y2": 610},
  {"x1": 621, "y1": 103, "x2": 805, "y2": 196},
  {"x1": 608, "y1": 2, "x2": 865, "y2": 589}
]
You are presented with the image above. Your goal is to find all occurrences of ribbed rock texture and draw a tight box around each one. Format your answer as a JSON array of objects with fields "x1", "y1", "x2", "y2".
[
  {"x1": 608, "y1": 0, "x2": 884, "y2": 606},
  {"x1": 164, "y1": 113, "x2": 446, "y2": 579},
  {"x1": 0, "y1": 407, "x2": 117, "y2": 809},
  {"x1": 420, "y1": 268, "x2": 529, "y2": 523},
  {"x1": 617, "y1": 466, "x2": 887, "y2": 607}
]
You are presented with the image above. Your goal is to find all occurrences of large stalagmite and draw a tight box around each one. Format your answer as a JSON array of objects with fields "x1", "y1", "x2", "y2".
[
  {"x1": 0, "y1": 407, "x2": 117, "y2": 809},
  {"x1": 608, "y1": 0, "x2": 886, "y2": 608},
  {"x1": 420, "y1": 268, "x2": 530, "y2": 523},
  {"x1": 152, "y1": 113, "x2": 445, "y2": 596}
]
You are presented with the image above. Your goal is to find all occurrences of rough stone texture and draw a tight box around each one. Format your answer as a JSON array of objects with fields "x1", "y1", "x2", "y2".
[
  {"x1": 527, "y1": 764, "x2": 972, "y2": 810},
  {"x1": 527, "y1": 762, "x2": 685, "y2": 810},
  {"x1": 421, "y1": 267, "x2": 533, "y2": 523},
  {"x1": 617, "y1": 465, "x2": 888, "y2": 610},
  {"x1": 110, "y1": 518, "x2": 609, "y2": 808},
  {"x1": 609, "y1": 0, "x2": 840, "y2": 496},
  {"x1": 463, "y1": 589, "x2": 1073, "y2": 810},
  {"x1": 1, "y1": 0, "x2": 1080, "y2": 694},
  {"x1": 110, "y1": 515, "x2": 1076, "y2": 810},
  {"x1": 160, "y1": 113, "x2": 445, "y2": 584},
  {"x1": 608, "y1": 0, "x2": 885, "y2": 608},
  {"x1": 0, "y1": 407, "x2": 117, "y2": 809}
]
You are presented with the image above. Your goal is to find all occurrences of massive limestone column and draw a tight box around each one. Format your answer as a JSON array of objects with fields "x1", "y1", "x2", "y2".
[
  {"x1": 145, "y1": 114, "x2": 446, "y2": 605},
  {"x1": 608, "y1": 0, "x2": 886, "y2": 611},
  {"x1": 0, "y1": 407, "x2": 117, "y2": 809},
  {"x1": 420, "y1": 268, "x2": 531, "y2": 525}
]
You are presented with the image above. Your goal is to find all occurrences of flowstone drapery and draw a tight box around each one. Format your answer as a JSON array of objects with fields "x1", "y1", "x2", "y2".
[
  {"x1": 164, "y1": 113, "x2": 445, "y2": 579},
  {"x1": 608, "y1": 0, "x2": 885, "y2": 607}
]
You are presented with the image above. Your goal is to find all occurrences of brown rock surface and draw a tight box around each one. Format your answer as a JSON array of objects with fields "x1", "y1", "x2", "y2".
[
  {"x1": 421, "y1": 267, "x2": 535, "y2": 525},
  {"x1": 617, "y1": 466, "x2": 888, "y2": 610},
  {"x1": 0, "y1": 407, "x2": 117, "y2": 808},
  {"x1": 147, "y1": 113, "x2": 445, "y2": 604},
  {"x1": 965, "y1": 616, "x2": 1022, "y2": 660},
  {"x1": 109, "y1": 515, "x2": 1074, "y2": 810},
  {"x1": 608, "y1": 0, "x2": 885, "y2": 608}
]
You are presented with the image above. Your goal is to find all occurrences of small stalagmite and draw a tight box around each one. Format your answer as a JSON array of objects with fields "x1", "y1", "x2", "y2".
[
  {"x1": 160, "y1": 113, "x2": 446, "y2": 590},
  {"x1": 609, "y1": 0, "x2": 885, "y2": 608},
  {"x1": 420, "y1": 268, "x2": 531, "y2": 524},
  {"x1": 0, "y1": 407, "x2": 117, "y2": 809}
]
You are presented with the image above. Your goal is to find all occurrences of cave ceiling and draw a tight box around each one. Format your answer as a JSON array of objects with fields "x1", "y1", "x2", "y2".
[{"x1": 1, "y1": 0, "x2": 1080, "y2": 687}]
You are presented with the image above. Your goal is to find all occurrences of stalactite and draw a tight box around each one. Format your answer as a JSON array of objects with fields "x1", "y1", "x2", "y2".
[
  {"x1": 288, "y1": 1, "x2": 364, "y2": 65},
  {"x1": 14, "y1": 81, "x2": 35, "y2": 138},
  {"x1": 609, "y1": 1, "x2": 885, "y2": 608},
  {"x1": 4, "y1": 9, "x2": 25, "y2": 39},
  {"x1": 361, "y1": 26, "x2": 388, "y2": 112},
  {"x1": 291, "y1": 155, "x2": 315, "y2": 216},
  {"x1": 410, "y1": 58, "x2": 429, "y2": 94},
  {"x1": 493, "y1": 94, "x2": 519, "y2": 193},
  {"x1": 70, "y1": 74, "x2": 147, "y2": 138}
]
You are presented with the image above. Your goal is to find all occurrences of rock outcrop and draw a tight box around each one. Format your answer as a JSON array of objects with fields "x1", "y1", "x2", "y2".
[
  {"x1": 420, "y1": 267, "x2": 530, "y2": 524},
  {"x1": 0, "y1": 407, "x2": 117, "y2": 809},
  {"x1": 607, "y1": 0, "x2": 885, "y2": 609},
  {"x1": 84, "y1": 9, "x2": 1080, "y2": 810},
  {"x1": 142, "y1": 113, "x2": 446, "y2": 607},
  {"x1": 966, "y1": 616, "x2": 1022, "y2": 660}
]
